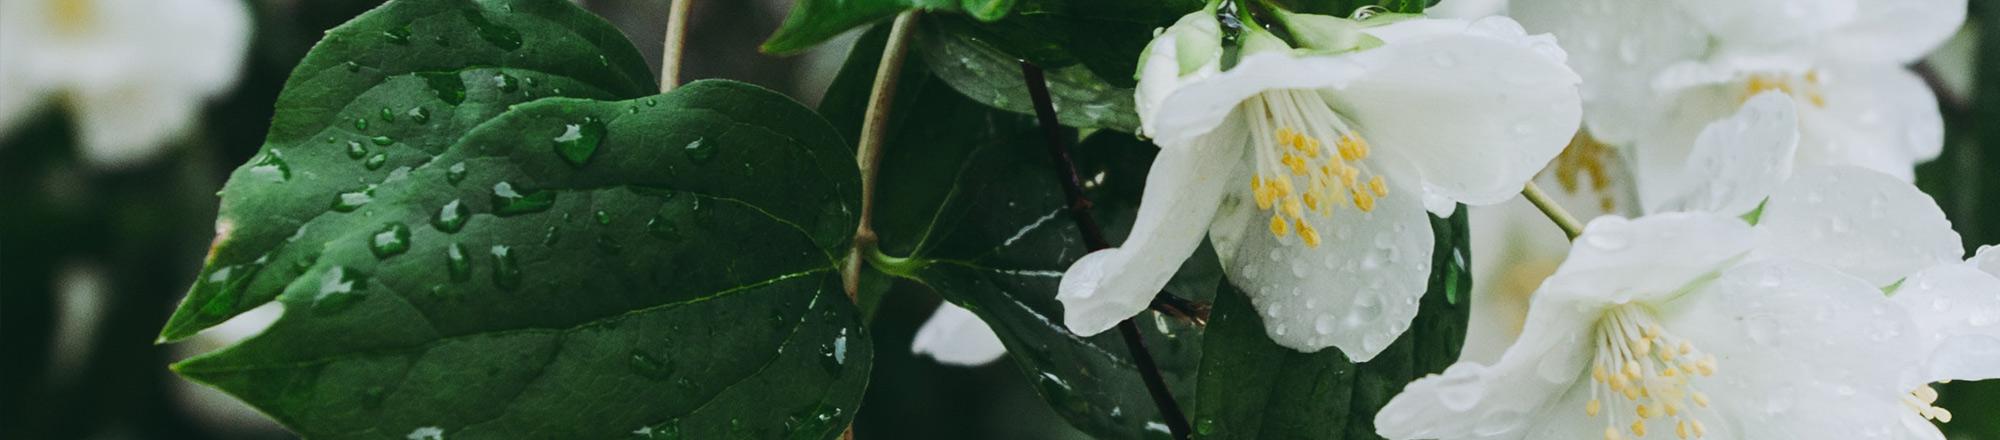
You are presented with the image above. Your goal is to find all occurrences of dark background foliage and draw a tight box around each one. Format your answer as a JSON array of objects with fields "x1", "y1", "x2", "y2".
[{"x1": 1, "y1": 0, "x2": 1994, "y2": 439}]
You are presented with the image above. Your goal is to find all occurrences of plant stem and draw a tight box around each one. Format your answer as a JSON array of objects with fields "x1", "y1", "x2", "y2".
[
  {"x1": 1021, "y1": 61, "x2": 1193, "y2": 440},
  {"x1": 845, "y1": 11, "x2": 920, "y2": 298},
  {"x1": 658, "y1": 0, "x2": 694, "y2": 93},
  {"x1": 1521, "y1": 181, "x2": 1583, "y2": 240}
]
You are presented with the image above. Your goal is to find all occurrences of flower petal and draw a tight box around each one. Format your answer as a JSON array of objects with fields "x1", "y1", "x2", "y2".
[
  {"x1": 1659, "y1": 260, "x2": 1919, "y2": 438},
  {"x1": 1146, "y1": 52, "x2": 1365, "y2": 148},
  {"x1": 1539, "y1": 214, "x2": 1755, "y2": 307},
  {"x1": 1889, "y1": 261, "x2": 2000, "y2": 383},
  {"x1": 1650, "y1": 91, "x2": 1799, "y2": 215},
  {"x1": 1376, "y1": 278, "x2": 1600, "y2": 439},
  {"x1": 1753, "y1": 166, "x2": 1961, "y2": 286},
  {"x1": 1677, "y1": 0, "x2": 1858, "y2": 49},
  {"x1": 1209, "y1": 167, "x2": 1431, "y2": 359},
  {"x1": 1511, "y1": 0, "x2": 1709, "y2": 145},
  {"x1": 1135, "y1": 10, "x2": 1222, "y2": 139},
  {"x1": 1331, "y1": 17, "x2": 1581, "y2": 207},
  {"x1": 911, "y1": 303, "x2": 1008, "y2": 366},
  {"x1": 1795, "y1": 65, "x2": 1945, "y2": 180},
  {"x1": 1818, "y1": 0, "x2": 1968, "y2": 65},
  {"x1": 69, "y1": 84, "x2": 201, "y2": 168},
  {"x1": 1058, "y1": 119, "x2": 1247, "y2": 336}
]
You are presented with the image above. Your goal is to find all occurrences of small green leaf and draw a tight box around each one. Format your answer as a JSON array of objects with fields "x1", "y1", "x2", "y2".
[
  {"x1": 1191, "y1": 207, "x2": 1469, "y2": 439},
  {"x1": 930, "y1": 0, "x2": 1206, "y2": 88},
  {"x1": 762, "y1": 0, "x2": 1020, "y2": 54}
]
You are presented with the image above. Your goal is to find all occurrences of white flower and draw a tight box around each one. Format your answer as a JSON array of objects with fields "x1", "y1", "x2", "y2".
[
  {"x1": 1377, "y1": 213, "x2": 1924, "y2": 440},
  {"x1": 0, "y1": 0, "x2": 252, "y2": 169},
  {"x1": 1511, "y1": 0, "x2": 1965, "y2": 207},
  {"x1": 1458, "y1": 91, "x2": 1788, "y2": 364},
  {"x1": 1058, "y1": 10, "x2": 1581, "y2": 360},
  {"x1": 910, "y1": 302, "x2": 1007, "y2": 366},
  {"x1": 1463, "y1": 136, "x2": 1638, "y2": 364},
  {"x1": 1883, "y1": 246, "x2": 2000, "y2": 439}
]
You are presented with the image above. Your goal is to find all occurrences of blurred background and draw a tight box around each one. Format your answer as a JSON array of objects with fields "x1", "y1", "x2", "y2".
[{"x1": 0, "y1": 0, "x2": 1992, "y2": 439}]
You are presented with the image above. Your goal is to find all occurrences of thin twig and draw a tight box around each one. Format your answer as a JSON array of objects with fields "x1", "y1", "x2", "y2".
[
  {"x1": 1522, "y1": 181, "x2": 1583, "y2": 240},
  {"x1": 658, "y1": 0, "x2": 694, "y2": 92},
  {"x1": 1021, "y1": 61, "x2": 1193, "y2": 440},
  {"x1": 845, "y1": 11, "x2": 921, "y2": 298}
]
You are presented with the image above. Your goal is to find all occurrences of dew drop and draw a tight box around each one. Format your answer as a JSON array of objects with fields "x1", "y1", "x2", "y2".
[
  {"x1": 492, "y1": 73, "x2": 518, "y2": 92},
  {"x1": 628, "y1": 349, "x2": 676, "y2": 380},
  {"x1": 445, "y1": 242, "x2": 471, "y2": 282},
  {"x1": 371, "y1": 135, "x2": 395, "y2": 146},
  {"x1": 490, "y1": 245, "x2": 521, "y2": 290},
  {"x1": 312, "y1": 266, "x2": 368, "y2": 313},
  {"x1": 407, "y1": 107, "x2": 431, "y2": 124},
  {"x1": 682, "y1": 138, "x2": 716, "y2": 163},
  {"x1": 446, "y1": 162, "x2": 468, "y2": 184},
  {"x1": 364, "y1": 153, "x2": 388, "y2": 170},
  {"x1": 382, "y1": 25, "x2": 412, "y2": 45},
  {"x1": 249, "y1": 150, "x2": 291, "y2": 182},
  {"x1": 418, "y1": 71, "x2": 467, "y2": 105},
  {"x1": 433, "y1": 199, "x2": 469, "y2": 233},
  {"x1": 462, "y1": 10, "x2": 523, "y2": 51},
  {"x1": 491, "y1": 181, "x2": 557, "y2": 216},
  {"x1": 552, "y1": 118, "x2": 607, "y2": 167},
  {"x1": 346, "y1": 141, "x2": 367, "y2": 159},
  {"x1": 369, "y1": 222, "x2": 412, "y2": 258},
  {"x1": 331, "y1": 188, "x2": 374, "y2": 212}
]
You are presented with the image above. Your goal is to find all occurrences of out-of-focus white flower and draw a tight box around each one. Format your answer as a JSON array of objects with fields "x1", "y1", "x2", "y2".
[
  {"x1": 1059, "y1": 9, "x2": 1581, "y2": 360},
  {"x1": 1379, "y1": 213, "x2": 1924, "y2": 440},
  {"x1": 0, "y1": 0, "x2": 252, "y2": 168},
  {"x1": 1426, "y1": 0, "x2": 1508, "y2": 19},
  {"x1": 910, "y1": 302, "x2": 1007, "y2": 366},
  {"x1": 1512, "y1": 0, "x2": 1965, "y2": 208}
]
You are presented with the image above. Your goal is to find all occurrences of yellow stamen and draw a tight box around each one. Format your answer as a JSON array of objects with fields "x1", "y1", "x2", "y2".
[{"x1": 1269, "y1": 215, "x2": 1289, "y2": 237}]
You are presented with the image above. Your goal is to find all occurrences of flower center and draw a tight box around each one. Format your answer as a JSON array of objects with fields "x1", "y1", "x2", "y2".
[
  {"x1": 1741, "y1": 70, "x2": 1827, "y2": 108},
  {"x1": 1550, "y1": 132, "x2": 1618, "y2": 213},
  {"x1": 1242, "y1": 90, "x2": 1387, "y2": 249},
  {"x1": 1588, "y1": 305, "x2": 1717, "y2": 440},
  {"x1": 50, "y1": 0, "x2": 99, "y2": 35},
  {"x1": 1905, "y1": 384, "x2": 1953, "y2": 423}
]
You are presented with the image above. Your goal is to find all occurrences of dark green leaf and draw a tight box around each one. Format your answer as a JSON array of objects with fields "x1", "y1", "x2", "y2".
[
  {"x1": 822, "y1": 29, "x2": 1212, "y2": 437},
  {"x1": 1191, "y1": 207, "x2": 1469, "y2": 439},
  {"x1": 174, "y1": 80, "x2": 873, "y2": 440},
  {"x1": 161, "y1": 1, "x2": 871, "y2": 437},
  {"x1": 915, "y1": 18, "x2": 1140, "y2": 132},
  {"x1": 931, "y1": 0, "x2": 1205, "y2": 89},
  {"x1": 161, "y1": 0, "x2": 654, "y2": 339},
  {"x1": 763, "y1": 0, "x2": 1018, "y2": 54}
]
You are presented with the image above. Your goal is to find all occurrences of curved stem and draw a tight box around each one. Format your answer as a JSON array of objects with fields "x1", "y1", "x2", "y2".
[
  {"x1": 1021, "y1": 61, "x2": 1193, "y2": 440},
  {"x1": 845, "y1": 11, "x2": 921, "y2": 298},
  {"x1": 658, "y1": 0, "x2": 694, "y2": 92},
  {"x1": 1522, "y1": 181, "x2": 1583, "y2": 241}
]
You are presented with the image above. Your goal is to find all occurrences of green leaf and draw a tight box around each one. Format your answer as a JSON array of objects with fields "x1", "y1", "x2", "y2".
[
  {"x1": 161, "y1": 0, "x2": 655, "y2": 340},
  {"x1": 930, "y1": 0, "x2": 1205, "y2": 89},
  {"x1": 914, "y1": 18, "x2": 1141, "y2": 132},
  {"x1": 162, "y1": 1, "x2": 872, "y2": 437},
  {"x1": 763, "y1": 0, "x2": 1019, "y2": 54},
  {"x1": 175, "y1": 79, "x2": 873, "y2": 440},
  {"x1": 1191, "y1": 207, "x2": 1470, "y2": 439},
  {"x1": 821, "y1": 29, "x2": 1211, "y2": 437}
]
